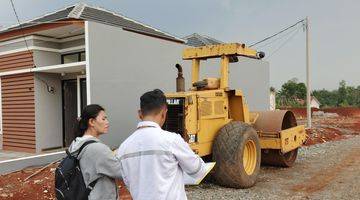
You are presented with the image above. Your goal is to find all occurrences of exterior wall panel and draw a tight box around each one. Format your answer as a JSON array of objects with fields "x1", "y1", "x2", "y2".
[
  {"x1": 86, "y1": 21, "x2": 186, "y2": 149},
  {"x1": 0, "y1": 51, "x2": 35, "y2": 152},
  {"x1": 0, "y1": 51, "x2": 34, "y2": 72},
  {"x1": 0, "y1": 40, "x2": 34, "y2": 53},
  {"x1": 2, "y1": 73, "x2": 35, "y2": 152},
  {"x1": 32, "y1": 50, "x2": 61, "y2": 67},
  {"x1": 34, "y1": 73, "x2": 63, "y2": 152}
]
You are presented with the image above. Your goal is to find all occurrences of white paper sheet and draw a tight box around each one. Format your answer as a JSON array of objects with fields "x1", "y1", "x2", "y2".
[{"x1": 183, "y1": 162, "x2": 216, "y2": 185}]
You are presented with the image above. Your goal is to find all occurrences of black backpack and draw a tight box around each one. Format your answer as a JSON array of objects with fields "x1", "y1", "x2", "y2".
[{"x1": 55, "y1": 140, "x2": 98, "y2": 200}]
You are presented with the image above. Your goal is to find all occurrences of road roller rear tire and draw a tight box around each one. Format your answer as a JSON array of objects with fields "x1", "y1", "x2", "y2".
[
  {"x1": 213, "y1": 121, "x2": 261, "y2": 188},
  {"x1": 261, "y1": 148, "x2": 298, "y2": 167}
]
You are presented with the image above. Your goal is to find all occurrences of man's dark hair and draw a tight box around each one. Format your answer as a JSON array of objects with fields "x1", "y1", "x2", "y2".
[{"x1": 140, "y1": 89, "x2": 167, "y2": 115}]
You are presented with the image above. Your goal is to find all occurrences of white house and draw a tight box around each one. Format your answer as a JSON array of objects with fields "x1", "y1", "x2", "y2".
[
  {"x1": 311, "y1": 96, "x2": 321, "y2": 109},
  {"x1": 0, "y1": 3, "x2": 270, "y2": 152}
]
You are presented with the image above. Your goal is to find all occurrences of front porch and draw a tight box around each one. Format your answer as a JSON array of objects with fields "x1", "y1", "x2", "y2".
[
  {"x1": 34, "y1": 61, "x2": 88, "y2": 151},
  {"x1": 0, "y1": 22, "x2": 91, "y2": 153},
  {"x1": 0, "y1": 60, "x2": 88, "y2": 153}
]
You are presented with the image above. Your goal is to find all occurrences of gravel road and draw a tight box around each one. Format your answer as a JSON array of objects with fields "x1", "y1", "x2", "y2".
[{"x1": 186, "y1": 136, "x2": 360, "y2": 200}]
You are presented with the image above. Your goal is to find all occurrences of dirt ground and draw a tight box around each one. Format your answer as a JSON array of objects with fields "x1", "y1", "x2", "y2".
[
  {"x1": 0, "y1": 165, "x2": 131, "y2": 200},
  {"x1": 291, "y1": 107, "x2": 360, "y2": 145},
  {"x1": 0, "y1": 107, "x2": 359, "y2": 200},
  {"x1": 187, "y1": 136, "x2": 360, "y2": 200}
]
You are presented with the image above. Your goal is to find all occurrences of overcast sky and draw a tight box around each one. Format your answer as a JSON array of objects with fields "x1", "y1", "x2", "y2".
[{"x1": 0, "y1": 0, "x2": 359, "y2": 90}]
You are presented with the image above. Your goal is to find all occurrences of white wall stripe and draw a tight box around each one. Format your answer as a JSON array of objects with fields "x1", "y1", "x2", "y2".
[
  {"x1": 0, "y1": 151, "x2": 65, "y2": 164},
  {"x1": 30, "y1": 61, "x2": 86, "y2": 72},
  {"x1": 76, "y1": 75, "x2": 86, "y2": 117},
  {"x1": 85, "y1": 21, "x2": 91, "y2": 105},
  {"x1": 0, "y1": 35, "x2": 85, "y2": 46},
  {"x1": 0, "y1": 68, "x2": 32, "y2": 76},
  {"x1": 0, "y1": 61, "x2": 86, "y2": 76},
  {"x1": 0, "y1": 45, "x2": 85, "y2": 56}
]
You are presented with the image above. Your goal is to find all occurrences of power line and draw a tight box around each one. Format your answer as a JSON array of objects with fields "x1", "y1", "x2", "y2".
[
  {"x1": 249, "y1": 19, "x2": 305, "y2": 47},
  {"x1": 9, "y1": 0, "x2": 34, "y2": 66},
  {"x1": 256, "y1": 26, "x2": 300, "y2": 49},
  {"x1": 265, "y1": 26, "x2": 302, "y2": 59}
]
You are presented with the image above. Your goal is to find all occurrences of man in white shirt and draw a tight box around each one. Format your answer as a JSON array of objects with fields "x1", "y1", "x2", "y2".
[{"x1": 117, "y1": 89, "x2": 207, "y2": 200}]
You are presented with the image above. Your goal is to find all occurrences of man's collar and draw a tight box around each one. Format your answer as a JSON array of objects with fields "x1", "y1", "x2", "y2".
[
  {"x1": 137, "y1": 121, "x2": 161, "y2": 129},
  {"x1": 82, "y1": 135, "x2": 95, "y2": 139}
]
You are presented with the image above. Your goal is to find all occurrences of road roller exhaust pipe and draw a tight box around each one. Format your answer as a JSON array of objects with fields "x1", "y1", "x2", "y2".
[{"x1": 175, "y1": 64, "x2": 185, "y2": 92}]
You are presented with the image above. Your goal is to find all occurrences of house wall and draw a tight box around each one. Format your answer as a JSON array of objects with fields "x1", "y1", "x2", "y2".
[
  {"x1": 310, "y1": 99, "x2": 320, "y2": 109},
  {"x1": 0, "y1": 30, "x2": 85, "y2": 152},
  {"x1": 270, "y1": 92, "x2": 276, "y2": 110},
  {"x1": 32, "y1": 48, "x2": 63, "y2": 152},
  {"x1": 0, "y1": 39, "x2": 60, "y2": 53},
  {"x1": 86, "y1": 21, "x2": 186, "y2": 148},
  {"x1": 0, "y1": 40, "x2": 84, "y2": 152},
  {"x1": 0, "y1": 40, "x2": 35, "y2": 53},
  {"x1": 61, "y1": 39, "x2": 85, "y2": 49},
  {"x1": 199, "y1": 58, "x2": 270, "y2": 111},
  {"x1": 0, "y1": 51, "x2": 34, "y2": 72},
  {"x1": 231, "y1": 58, "x2": 270, "y2": 111},
  {"x1": 0, "y1": 76, "x2": 1, "y2": 150},
  {"x1": 32, "y1": 50, "x2": 61, "y2": 67},
  {"x1": 32, "y1": 40, "x2": 60, "y2": 49},
  {"x1": 34, "y1": 73, "x2": 63, "y2": 152},
  {"x1": 0, "y1": 51, "x2": 36, "y2": 152},
  {"x1": 0, "y1": 37, "x2": 85, "y2": 58},
  {"x1": 33, "y1": 39, "x2": 85, "y2": 50},
  {"x1": 1, "y1": 73, "x2": 35, "y2": 152}
]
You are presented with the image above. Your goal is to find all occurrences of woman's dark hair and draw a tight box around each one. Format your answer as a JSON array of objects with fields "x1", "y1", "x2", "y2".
[
  {"x1": 140, "y1": 89, "x2": 167, "y2": 116},
  {"x1": 76, "y1": 104, "x2": 105, "y2": 137}
]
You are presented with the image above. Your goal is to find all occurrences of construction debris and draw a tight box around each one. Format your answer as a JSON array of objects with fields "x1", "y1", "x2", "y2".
[
  {"x1": 24, "y1": 161, "x2": 59, "y2": 182},
  {"x1": 293, "y1": 107, "x2": 360, "y2": 145}
]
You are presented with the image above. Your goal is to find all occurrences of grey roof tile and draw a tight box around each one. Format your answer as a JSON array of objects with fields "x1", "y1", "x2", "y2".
[
  {"x1": 2, "y1": 6, "x2": 74, "y2": 32},
  {"x1": 79, "y1": 7, "x2": 180, "y2": 42},
  {"x1": 183, "y1": 33, "x2": 223, "y2": 47},
  {"x1": 0, "y1": 4, "x2": 183, "y2": 43}
]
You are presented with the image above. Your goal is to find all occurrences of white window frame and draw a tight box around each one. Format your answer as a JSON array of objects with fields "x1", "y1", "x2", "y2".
[
  {"x1": 77, "y1": 75, "x2": 86, "y2": 117},
  {"x1": 85, "y1": 21, "x2": 91, "y2": 105}
]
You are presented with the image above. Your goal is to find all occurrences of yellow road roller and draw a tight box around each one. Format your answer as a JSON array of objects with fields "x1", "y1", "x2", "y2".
[{"x1": 163, "y1": 43, "x2": 306, "y2": 188}]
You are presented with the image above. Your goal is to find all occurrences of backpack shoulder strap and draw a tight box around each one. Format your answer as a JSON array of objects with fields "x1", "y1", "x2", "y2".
[
  {"x1": 87, "y1": 179, "x2": 98, "y2": 190},
  {"x1": 80, "y1": 140, "x2": 100, "y2": 193},
  {"x1": 77, "y1": 140, "x2": 97, "y2": 158}
]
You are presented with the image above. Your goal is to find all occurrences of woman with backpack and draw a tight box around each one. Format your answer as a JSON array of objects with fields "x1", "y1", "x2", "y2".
[{"x1": 67, "y1": 104, "x2": 123, "y2": 200}]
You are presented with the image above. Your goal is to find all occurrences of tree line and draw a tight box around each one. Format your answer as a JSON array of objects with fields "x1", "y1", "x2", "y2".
[{"x1": 274, "y1": 78, "x2": 360, "y2": 108}]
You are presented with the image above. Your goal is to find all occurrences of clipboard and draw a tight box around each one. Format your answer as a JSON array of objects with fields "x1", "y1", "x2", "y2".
[{"x1": 184, "y1": 162, "x2": 216, "y2": 185}]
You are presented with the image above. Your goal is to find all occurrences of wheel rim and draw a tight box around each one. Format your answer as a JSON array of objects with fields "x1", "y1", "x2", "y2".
[{"x1": 243, "y1": 140, "x2": 257, "y2": 175}]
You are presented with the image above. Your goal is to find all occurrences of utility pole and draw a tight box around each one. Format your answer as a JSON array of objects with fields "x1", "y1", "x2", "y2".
[{"x1": 306, "y1": 17, "x2": 311, "y2": 128}]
